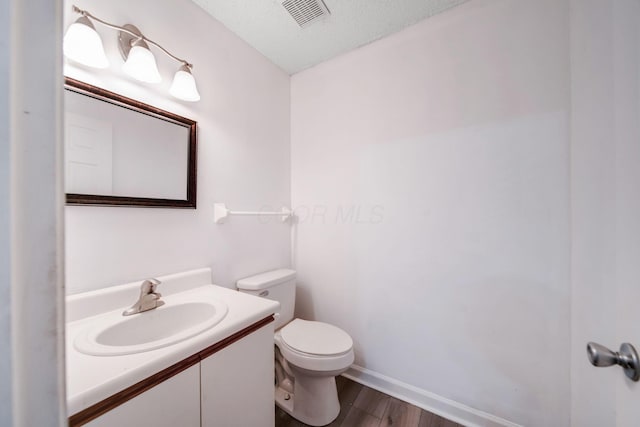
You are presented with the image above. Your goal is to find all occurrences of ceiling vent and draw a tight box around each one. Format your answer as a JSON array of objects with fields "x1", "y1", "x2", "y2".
[{"x1": 280, "y1": 0, "x2": 330, "y2": 28}]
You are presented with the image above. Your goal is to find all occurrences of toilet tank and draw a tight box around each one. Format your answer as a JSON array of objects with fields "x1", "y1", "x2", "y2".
[{"x1": 236, "y1": 269, "x2": 296, "y2": 330}]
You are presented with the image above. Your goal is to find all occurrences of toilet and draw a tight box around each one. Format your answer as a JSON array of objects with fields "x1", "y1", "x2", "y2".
[{"x1": 237, "y1": 269, "x2": 354, "y2": 426}]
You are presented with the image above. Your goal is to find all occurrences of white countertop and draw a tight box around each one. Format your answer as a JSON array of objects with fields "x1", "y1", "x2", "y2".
[{"x1": 66, "y1": 269, "x2": 279, "y2": 416}]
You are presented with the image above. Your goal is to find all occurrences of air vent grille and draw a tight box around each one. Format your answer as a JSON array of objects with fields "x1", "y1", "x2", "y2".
[{"x1": 281, "y1": 0, "x2": 330, "y2": 28}]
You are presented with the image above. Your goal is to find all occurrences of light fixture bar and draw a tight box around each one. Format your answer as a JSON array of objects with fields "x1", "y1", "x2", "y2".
[{"x1": 71, "y1": 5, "x2": 193, "y2": 68}]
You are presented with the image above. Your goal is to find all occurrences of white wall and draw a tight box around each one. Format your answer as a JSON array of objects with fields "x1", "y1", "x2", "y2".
[
  {"x1": 291, "y1": 1, "x2": 570, "y2": 425},
  {"x1": 63, "y1": 0, "x2": 291, "y2": 294}
]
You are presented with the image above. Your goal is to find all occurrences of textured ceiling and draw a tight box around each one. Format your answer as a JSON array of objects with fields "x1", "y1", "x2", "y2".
[{"x1": 191, "y1": 0, "x2": 469, "y2": 74}]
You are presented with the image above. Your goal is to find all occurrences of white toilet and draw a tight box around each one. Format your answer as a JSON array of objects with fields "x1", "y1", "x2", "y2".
[{"x1": 237, "y1": 269, "x2": 354, "y2": 426}]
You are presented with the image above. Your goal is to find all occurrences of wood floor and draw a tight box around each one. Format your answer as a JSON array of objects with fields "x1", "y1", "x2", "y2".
[{"x1": 275, "y1": 376, "x2": 464, "y2": 427}]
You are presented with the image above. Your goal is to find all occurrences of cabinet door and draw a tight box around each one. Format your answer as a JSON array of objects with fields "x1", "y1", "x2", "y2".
[
  {"x1": 87, "y1": 364, "x2": 200, "y2": 427},
  {"x1": 201, "y1": 324, "x2": 274, "y2": 427}
]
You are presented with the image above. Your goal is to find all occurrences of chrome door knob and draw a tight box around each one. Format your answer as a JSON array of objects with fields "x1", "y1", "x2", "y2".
[
  {"x1": 587, "y1": 342, "x2": 640, "y2": 381},
  {"x1": 587, "y1": 342, "x2": 620, "y2": 367}
]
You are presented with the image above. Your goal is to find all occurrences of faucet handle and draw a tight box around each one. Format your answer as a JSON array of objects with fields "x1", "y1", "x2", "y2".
[
  {"x1": 123, "y1": 278, "x2": 163, "y2": 316},
  {"x1": 141, "y1": 278, "x2": 161, "y2": 293}
]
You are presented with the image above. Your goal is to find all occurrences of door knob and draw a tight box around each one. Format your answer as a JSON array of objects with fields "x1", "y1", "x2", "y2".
[{"x1": 587, "y1": 342, "x2": 640, "y2": 381}]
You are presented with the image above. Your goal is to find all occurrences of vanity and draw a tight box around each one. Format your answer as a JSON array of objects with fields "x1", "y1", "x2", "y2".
[{"x1": 66, "y1": 268, "x2": 279, "y2": 427}]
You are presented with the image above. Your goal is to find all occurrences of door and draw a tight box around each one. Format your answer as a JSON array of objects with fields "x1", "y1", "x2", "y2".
[{"x1": 571, "y1": 0, "x2": 640, "y2": 426}]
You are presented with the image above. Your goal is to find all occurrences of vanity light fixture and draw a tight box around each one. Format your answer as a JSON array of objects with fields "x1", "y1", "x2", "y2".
[
  {"x1": 119, "y1": 25, "x2": 162, "y2": 84},
  {"x1": 63, "y1": 15, "x2": 109, "y2": 69},
  {"x1": 169, "y1": 65, "x2": 201, "y2": 102},
  {"x1": 63, "y1": 6, "x2": 201, "y2": 102}
]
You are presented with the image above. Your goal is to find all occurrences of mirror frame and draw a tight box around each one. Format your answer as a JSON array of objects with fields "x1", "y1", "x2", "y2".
[{"x1": 64, "y1": 77, "x2": 197, "y2": 208}]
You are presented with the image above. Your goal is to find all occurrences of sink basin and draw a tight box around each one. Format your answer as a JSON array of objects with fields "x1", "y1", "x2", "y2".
[{"x1": 74, "y1": 300, "x2": 228, "y2": 356}]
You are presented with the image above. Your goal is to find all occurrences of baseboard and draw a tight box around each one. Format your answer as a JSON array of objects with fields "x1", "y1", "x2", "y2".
[{"x1": 342, "y1": 365, "x2": 522, "y2": 427}]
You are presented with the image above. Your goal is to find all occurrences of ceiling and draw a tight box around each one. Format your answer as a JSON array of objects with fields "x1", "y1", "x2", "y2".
[{"x1": 191, "y1": 0, "x2": 470, "y2": 74}]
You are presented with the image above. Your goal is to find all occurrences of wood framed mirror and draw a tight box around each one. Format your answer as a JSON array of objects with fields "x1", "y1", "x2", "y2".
[{"x1": 64, "y1": 77, "x2": 197, "y2": 208}]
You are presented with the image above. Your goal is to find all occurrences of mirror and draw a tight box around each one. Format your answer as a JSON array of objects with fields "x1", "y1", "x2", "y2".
[{"x1": 64, "y1": 78, "x2": 197, "y2": 208}]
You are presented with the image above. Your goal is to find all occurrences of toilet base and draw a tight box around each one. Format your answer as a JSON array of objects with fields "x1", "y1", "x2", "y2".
[{"x1": 274, "y1": 375, "x2": 340, "y2": 426}]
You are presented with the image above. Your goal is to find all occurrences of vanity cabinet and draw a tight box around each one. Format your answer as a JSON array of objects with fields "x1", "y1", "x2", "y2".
[
  {"x1": 86, "y1": 365, "x2": 200, "y2": 427},
  {"x1": 71, "y1": 319, "x2": 275, "y2": 427},
  {"x1": 201, "y1": 322, "x2": 274, "y2": 427}
]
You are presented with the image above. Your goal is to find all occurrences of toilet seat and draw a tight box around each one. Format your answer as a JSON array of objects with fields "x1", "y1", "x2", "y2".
[
  {"x1": 276, "y1": 319, "x2": 354, "y2": 372},
  {"x1": 281, "y1": 319, "x2": 353, "y2": 356}
]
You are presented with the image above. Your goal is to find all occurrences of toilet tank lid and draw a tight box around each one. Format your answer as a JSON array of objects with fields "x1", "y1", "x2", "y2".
[{"x1": 236, "y1": 269, "x2": 296, "y2": 291}]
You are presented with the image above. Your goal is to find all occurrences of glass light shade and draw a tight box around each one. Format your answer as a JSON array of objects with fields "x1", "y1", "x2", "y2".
[
  {"x1": 169, "y1": 65, "x2": 201, "y2": 102},
  {"x1": 63, "y1": 16, "x2": 109, "y2": 69},
  {"x1": 122, "y1": 42, "x2": 161, "y2": 84}
]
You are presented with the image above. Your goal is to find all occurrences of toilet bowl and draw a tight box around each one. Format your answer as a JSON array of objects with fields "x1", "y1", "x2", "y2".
[{"x1": 237, "y1": 270, "x2": 354, "y2": 426}]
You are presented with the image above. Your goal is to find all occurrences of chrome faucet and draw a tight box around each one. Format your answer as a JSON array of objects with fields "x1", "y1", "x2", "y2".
[{"x1": 123, "y1": 278, "x2": 164, "y2": 316}]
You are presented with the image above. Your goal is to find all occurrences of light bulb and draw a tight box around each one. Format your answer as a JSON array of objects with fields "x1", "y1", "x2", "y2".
[
  {"x1": 63, "y1": 16, "x2": 109, "y2": 69},
  {"x1": 122, "y1": 40, "x2": 161, "y2": 84},
  {"x1": 169, "y1": 65, "x2": 201, "y2": 102}
]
